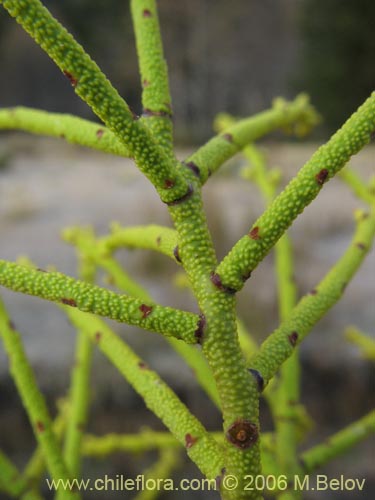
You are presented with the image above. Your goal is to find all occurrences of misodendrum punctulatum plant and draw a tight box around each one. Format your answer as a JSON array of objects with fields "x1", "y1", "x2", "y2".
[{"x1": 0, "y1": 1, "x2": 374, "y2": 499}]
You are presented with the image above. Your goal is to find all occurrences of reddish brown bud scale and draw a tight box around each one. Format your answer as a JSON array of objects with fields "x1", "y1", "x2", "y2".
[
  {"x1": 138, "y1": 361, "x2": 148, "y2": 370},
  {"x1": 356, "y1": 242, "x2": 366, "y2": 250},
  {"x1": 142, "y1": 79, "x2": 150, "y2": 87},
  {"x1": 194, "y1": 314, "x2": 206, "y2": 343},
  {"x1": 248, "y1": 368, "x2": 264, "y2": 392},
  {"x1": 63, "y1": 70, "x2": 78, "y2": 87},
  {"x1": 309, "y1": 289, "x2": 318, "y2": 295},
  {"x1": 165, "y1": 184, "x2": 194, "y2": 206},
  {"x1": 315, "y1": 168, "x2": 329, "y2": 186},
  {"x1": 36, "y1": 421, "x2": 45, "y2": 433},
  {"x1": 142, "y1": 9, "x2": 152, "y2": 17},
  {"x1": 139, "y1": 304, "x2": 153, "y2": 318},
  {"x1": 61, "y1": 298, "x2": 77, "y2": 307},
  {"x1": 156, "y1": 236, "x2": 162, "y2": 246},
  {"x1": 184, "y1": 161, "x2": 201, "y2": 178},
  {"x1": 173, "y1": 246, "x2": 182, "y2": 263},
  {"x1": 226, "y1": 419, "x2": 259, "y2": 449},
  {"x1": 164, "y1": 179, "x2": 175, "y2": 189},
  {"x1": 96, "y1": 129, "x2": 104, "y2": 139},
  {"x1": 185, "y1": 433, "x2": 198, "y2": 448},
  {"x1": 249, "y1": 226, "x2": 260, "y2": 240},
  {"x1": 288, "y1": 331, "x2": 299, "y2": 347},
  {"x1": 8, "y1": 320, "x2": 16, "y2": 330},
  {"x1": 94, "y1": 331, "x2": 102, "y2": 343},
  {"x1": 222, "y1": 133, "x2": 233, "y2": 143},
  {"x1": 210, "y1": 272, "x2": 237, "y2": 295}
]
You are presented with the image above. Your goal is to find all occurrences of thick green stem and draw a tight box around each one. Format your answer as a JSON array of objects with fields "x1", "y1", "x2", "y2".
[
  {"x1": 216, "y1": 92, "x2": 375, "y2": 293},
  {"x1": 168, "y1": 178, "x2": 262, "y2": 500},
  {"x1": 0, "y1": 259, "x2": 200, "y2": 344}
]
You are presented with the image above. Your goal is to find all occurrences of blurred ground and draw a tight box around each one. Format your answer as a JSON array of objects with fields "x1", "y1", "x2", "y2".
[{"x1": 0, "y1": 136, "x2": 374, "y2": 499}]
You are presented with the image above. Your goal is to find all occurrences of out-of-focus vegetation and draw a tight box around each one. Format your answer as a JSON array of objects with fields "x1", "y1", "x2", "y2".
[{"x1": 297, "y1": 0, "x2": 375, "y2": 134}]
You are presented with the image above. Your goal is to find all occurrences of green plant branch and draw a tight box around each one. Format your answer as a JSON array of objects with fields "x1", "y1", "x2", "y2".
[
  {"x1": 0, "y1": 449, "x2": 29, "y2": 498},
  {"x1": 63, "y1": 259, "x2": 95, "y2": 478},
  {"x1": 300, "y1": 410, "x2": 375, "y2": 473},
  {"x1": 64, "y1": 224, "x2": 178, "y2": 262},
  {"x1": 0, "y1": 0, "x2": 189, "y2": 204},
  {"x1": 345, "y1": 326, "x2": 375, "y2": 361},
  {"x1": 0, "y1": 107, "x2": 129, "y2": 157},
  {"x1": 62, "y1": 307, "x2": 225, "y2": 480},
  {"x1": 134, "y1": 449, "x2": 181, "y2": 500},
  {"x1": 23, "y1": 400, "x2": 68, "y2": 490},
  {"x1": 0, "y1": 259, "x2": 200, "y2": 344},
  {"x1": 215, "y1": 92, "x2": 375, "y2": 293},
  {"x1": 168, "y1": 176, "x2": 262, "y2": 500},
  {"x1": 249, "y1": 207, "x2": 375, "y2": 385},
  {"x1": 131, "y1": 0, "x2": 175, "y2": 158},
  {"x1": 0, "y1": 298, "x2": 79, "y2": 500},
  {"x1": 273, "y1": 234, "x2": 300, "y2": 500},
  {"x1": 339, "y1": 166, "x2": 375, "y2": 205},
  {"x1": 82, "y1": 430, "x2": 180, "y2": 457},
  {"x1": 236, "y1": 141, "x2": 302, "y2": 499},
  {"x1": 63, "y1": 226, "x2": 220, "y2": 408},
  {"x1": 186, "y1": 94, "x2": 319, "y2": 184}
]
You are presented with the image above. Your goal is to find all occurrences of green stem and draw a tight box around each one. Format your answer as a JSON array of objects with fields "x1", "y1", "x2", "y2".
[
  {"x1": 134, "y1": 449, "x2": 181, "y2": 500},
  {"x1": 187, "y1": 94, "x2": 319, "y2": 184},
  {"x1": 0, "y1": 259, "x2": 200, "y2": 344},
  {"x1": 339, "y1": 167, "x2": 374, "y2": 205},
  {"x1": 249, "y1": 208, "x2": 375, "y2": 385},
  {"x1": 63, "y1": 224, "x2": 178, "y2": 262},
  {"x1": 63, "y1": 307, "x2": 224, "y2": 480},
  {"x1": 63, "y1": 225, "x2": 220, "y2": 407},
  {"x1": 0, "y1": 298, "x2": 79, "y2": 500},
  {"x1": 273, "y1": 235, "x2": 300, "y2": 500},
  {"x1": 216, "y1": 92, "x2": 375, "y2": 293},
  {"x1": 0, "y1": 0, "x2": 189, "y2": 204},
  {"x1": 0, "y1": 107, "x2": 128, "y2": 157},
  {"x1": 168, "y1": 177, "x2": 262, "y2": 499},
  {"x1": 300, "y1": 410, "x2": 375, "y2": 473},
  {"x1": 131, "y1": 0, "x2": 175, "y2": 158},
  {"x1": 23, "y1": 400, "x2": 68, "y2": 490},
  {"x1": 345, "y1": 326, "x2": 375, "y2": 361},
  {"x1": 63, "y1": 259, "x2": 95, "y2": 477}
]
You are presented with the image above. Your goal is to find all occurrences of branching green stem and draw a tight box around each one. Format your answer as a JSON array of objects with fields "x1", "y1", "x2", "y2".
[
  {"x1": 216, "y1": 92, "x2": 375, "y2": 292},
  {"x1": 249, "y1": 208, "x2": 375, "y2": 384},
  {"x1": 0, "y1": 0, "x2": 189, "y2": 204},
  {"x1": 63, "y1": 307, "x2": 224, "y2": 480}
]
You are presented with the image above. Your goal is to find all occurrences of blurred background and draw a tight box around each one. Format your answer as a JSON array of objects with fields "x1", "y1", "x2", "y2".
[{"x1": 0, "y1": 0, "x2": 374, "y2": 499}]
